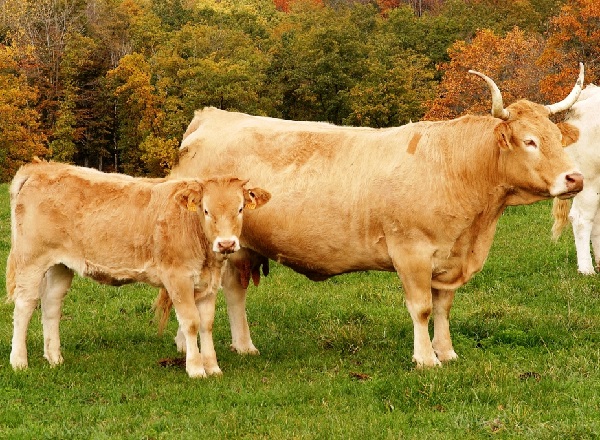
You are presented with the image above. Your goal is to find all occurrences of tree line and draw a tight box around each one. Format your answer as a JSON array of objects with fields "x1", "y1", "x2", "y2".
[{"x1": 0, "y1": 0, "x2": 597, "y2": 181}]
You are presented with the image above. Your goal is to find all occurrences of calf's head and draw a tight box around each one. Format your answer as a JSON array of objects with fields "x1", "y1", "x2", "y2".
[
  {"x1": 470, "y1": 64, "x2": 585, "y2": 204},
  {"x1": 176, "y1": 177, "x2": 271, "y2": 254}
]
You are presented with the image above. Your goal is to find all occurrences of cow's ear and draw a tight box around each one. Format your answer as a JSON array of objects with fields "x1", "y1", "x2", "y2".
[
  {"x1": 175, "y1": 183, "x2": 204, "y2": 212},
  {"x1": 556, "y1": 122, "x2": 579, "y2": 147},
  {"x1": 494, "y1": 122, "x2": 513, "y2": 151},
  {"x1": 244, "y1": 187, "x2": 271, "y2": 210}
]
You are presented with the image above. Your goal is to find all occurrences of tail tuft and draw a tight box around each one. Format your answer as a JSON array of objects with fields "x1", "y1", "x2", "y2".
[
  {"x1": 153, "y1": 287, "x2": 173, "y2": 335},
  {"x1": 552, "y1": 198, "x2": 572, "y2": 241}
]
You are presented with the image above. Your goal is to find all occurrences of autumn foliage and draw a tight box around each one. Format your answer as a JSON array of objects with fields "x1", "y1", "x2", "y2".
[
  {"x1": 0, "y1": 0, "x2": 596, "y2": 181},
  {"x1": 538, "y1": 0, "x2": 600, "y2": 102},
  {"x1": 0, "y1": 46, "x2": 47, "y2": 182},
  {"x1": 425, "y1": 28, "x2": 546, "y2": 120}
]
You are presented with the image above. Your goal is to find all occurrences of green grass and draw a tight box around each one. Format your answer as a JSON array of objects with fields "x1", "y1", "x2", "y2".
[{"x1": 2, "y1": 183, "x2": 600, "y2": 439}]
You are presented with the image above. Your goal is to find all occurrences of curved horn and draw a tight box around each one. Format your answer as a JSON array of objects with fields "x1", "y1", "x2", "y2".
[
  {"x1": 468, "y1": 70, "x2": 510, "y2": 120},
  {"x1": 546, "y1": 62, "x2": 585, "y2": 115}
]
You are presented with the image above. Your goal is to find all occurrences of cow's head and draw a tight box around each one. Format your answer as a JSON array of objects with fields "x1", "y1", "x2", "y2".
[
  {"x1": 470, "y1": 64, "x2": 585, "y2": 204},
  {"x1": 176, "y1": 177, "x2": 271, "y2": 254}
]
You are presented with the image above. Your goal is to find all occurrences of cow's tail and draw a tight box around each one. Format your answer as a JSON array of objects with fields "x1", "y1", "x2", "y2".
[
  {"x1": 153, "y1": 287, "x2": 173, "y2": 335},
  {"x1": 5, "y1": 251, "x2": 16, "y2": 302},
  {"x1": 552, "y1": 198, "x2": 572, "y2": 241}
]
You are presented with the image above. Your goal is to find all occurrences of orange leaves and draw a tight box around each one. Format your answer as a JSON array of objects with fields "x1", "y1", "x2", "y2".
[
  {"x1": 538, "y1": 0, "x2": 600, "y2": 102},
  {"x1": 425, "y1": 28, "x2": 545, "y2": 120}
]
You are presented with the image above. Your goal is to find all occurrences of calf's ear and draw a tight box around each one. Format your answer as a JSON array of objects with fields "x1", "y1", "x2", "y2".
[
  {"x1": 556, "y1": 122, "x2": 579, "y2": 147},
  {"x1": 175, "y1": 183, "x2": 204, "y2": 212},
  {"x1": 494, "y1": 122, "x2": 514, "y2": 151},
  {"x1": 244, "y1": 187, "x2": 271, "y2": 210}
]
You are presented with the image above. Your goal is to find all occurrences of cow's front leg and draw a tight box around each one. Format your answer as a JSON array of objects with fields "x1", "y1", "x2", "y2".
[
  {"x1": 392, "y1": 250, "x2": 439, "y2": 367},
  {"x1": 167, "y1": 279, "x2": 205, "y2": 378},
  {"x1": 40, "y1": 264, "x2": 74, "y2": 366},
  {"x1": 196, "y1": 286, "x2": 221, "y2": 376},
  {"x1": 222, "y1": 261, "x2": 259, "y2": 354},
  {"x1": 431, "y1": 288, "x2": 458, "y2": 362},
  {"x1": 570, "y1": 190, "x2": 599, "y2": 275}
]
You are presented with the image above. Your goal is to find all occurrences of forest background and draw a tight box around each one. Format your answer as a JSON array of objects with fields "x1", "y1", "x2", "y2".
[{"x1": 0, "y1": 0, "x2": 597, "y2": 181}]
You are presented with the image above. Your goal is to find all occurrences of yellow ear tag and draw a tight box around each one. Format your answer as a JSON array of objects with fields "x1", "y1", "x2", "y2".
[
  {"x1": 246, "y1": 202, "x2": 256, "y2": 210},
  {"x1": 187, "y1": 200, "x2": 198, "y2": 212}
]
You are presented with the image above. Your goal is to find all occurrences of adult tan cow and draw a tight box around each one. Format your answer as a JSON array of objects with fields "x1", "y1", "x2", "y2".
[
  {"x1": 6, "y1": 159, "x2": 270, "y2": 378},
  {"x1": 170, "y1": 65, "x2": 585, "y2": 368}
]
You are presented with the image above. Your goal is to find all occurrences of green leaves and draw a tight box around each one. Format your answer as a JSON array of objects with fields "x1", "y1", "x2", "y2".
[{"x1": 0, "y1": 0, "x2": 596, "y2": 180}]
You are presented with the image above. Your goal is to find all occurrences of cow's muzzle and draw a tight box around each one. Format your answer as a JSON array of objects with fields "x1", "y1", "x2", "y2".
[{"x1": 558, "y1": 172, "x2": 584, "y2": 199}]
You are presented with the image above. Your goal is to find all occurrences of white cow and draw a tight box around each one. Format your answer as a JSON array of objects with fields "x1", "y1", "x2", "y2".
[{"x1": 552, "y1": 84, "x2": 600, "y2": 274}]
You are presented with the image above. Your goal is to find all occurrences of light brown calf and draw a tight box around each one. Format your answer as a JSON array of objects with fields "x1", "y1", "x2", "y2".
[{"x1": 6, "y1": 160, "x2": 270, "y2": 378}]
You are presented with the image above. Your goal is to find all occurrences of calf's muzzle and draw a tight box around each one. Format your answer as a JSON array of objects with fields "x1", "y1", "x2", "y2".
[{"x1": 215, "y1": 238, "x2": 239, "y2": 254}]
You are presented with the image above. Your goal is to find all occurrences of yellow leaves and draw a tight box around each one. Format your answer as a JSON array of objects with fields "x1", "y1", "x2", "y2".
[
  {"x1": 0, "y1": 44, "x2": 47, "y2": 181},
  {"x1": 139, "y1": 135, "x2": 179, "y2": 177}
]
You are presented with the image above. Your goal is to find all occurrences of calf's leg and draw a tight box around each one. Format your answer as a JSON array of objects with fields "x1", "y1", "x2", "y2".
[
  {"x1": 10, "y1": 266, "x2": 46, "y2": 370},
  {"x1": 196, "y1": 287, "x2": 221, "y2": 375},
  {"x1": 222, "y1": 261, "x2": 259, "y2": 354},
  {"x1": 40, "y1": 264, "x2": 74, "y2": 366},
  {"x1": 165, "y1": 278, "x2": 205, "y2": 378}
]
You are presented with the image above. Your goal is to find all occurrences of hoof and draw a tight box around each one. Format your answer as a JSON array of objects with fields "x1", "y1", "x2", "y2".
[
  {"x1": 44, "y1": 353, "x2": 64, "y2": 367},
  {"x1": 230, "y1": 344, "x2": 260, "y2": 355},
  {"x1": 435, "y1": 349, "x2": 458, "y2": 363},
  {"x1": 412, "y1": 354, "x2": 442, "y2": 368}
]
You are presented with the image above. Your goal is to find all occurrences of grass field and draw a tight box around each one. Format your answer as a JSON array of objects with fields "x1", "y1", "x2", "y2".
[{"x1": 1, "y1": 182, "x2": 600, "y2": 439}]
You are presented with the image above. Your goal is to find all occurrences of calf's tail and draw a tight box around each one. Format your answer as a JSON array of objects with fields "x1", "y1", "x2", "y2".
[
  {"x1": 153, "y1": 287, "x2": 173, "y2": 335},
  {"x1": 5, "y1": 160, "x2": 39, "y2": 302},
  {"x1": 552, "y1": 198, "x2": 572, "y2": 241}
]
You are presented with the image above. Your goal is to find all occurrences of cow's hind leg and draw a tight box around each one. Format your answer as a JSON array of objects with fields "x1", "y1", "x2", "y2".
[
  {"x1": 590, "y1": 211, "x2": 600, "y2": 271},
  {"x1": 40, "y1": 264, "x2": 74, "y2": 366},
  {"x1": 10, "y1": 266, "x2": 46, "y2": 370},
  {"x1": 165, "y1": 278, "x2": 205, "y2": 378},
  {"x1": 222, "y1": 261, "x2": 259, "y2": 355},
  {"x1": 431, "y1": 288, "x2": 458, "y2": 362}
]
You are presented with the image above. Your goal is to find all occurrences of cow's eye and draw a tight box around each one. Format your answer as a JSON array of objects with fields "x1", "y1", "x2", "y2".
[
  {"x1": 204, "y1": 209, "x2": 209, "y2": 216},
  {"x1": 238, "y1": 207, "x2": 243, "y2": 214},
  {"x1": 524, "y1": 139, "x2": 538, "y2": 149}
]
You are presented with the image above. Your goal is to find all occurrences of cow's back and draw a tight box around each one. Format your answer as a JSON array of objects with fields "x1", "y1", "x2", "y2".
[
  {"x1": 11, "y1": 162, "x2": 162, "y2": 278},
  {"x1": 172, "y1": 108, "x2": 499, "y2": 279}
]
